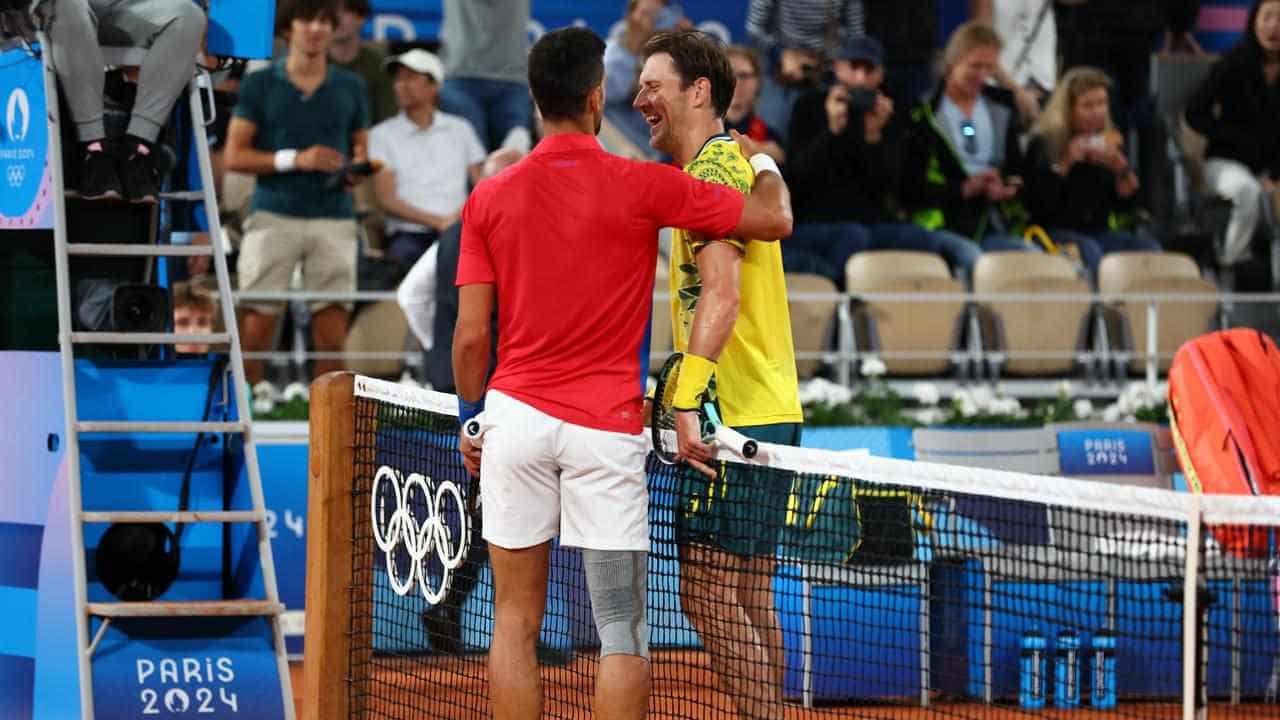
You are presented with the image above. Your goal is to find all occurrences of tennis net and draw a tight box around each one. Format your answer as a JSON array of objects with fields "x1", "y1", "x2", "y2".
[{"x1": 306, "y1": 374, "x2": 1280, "y2": 719}]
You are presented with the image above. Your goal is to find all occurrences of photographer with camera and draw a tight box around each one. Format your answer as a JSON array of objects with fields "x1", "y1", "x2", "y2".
[{"x1": 782, "y1": 37, "x2": 988, "y2": 286}]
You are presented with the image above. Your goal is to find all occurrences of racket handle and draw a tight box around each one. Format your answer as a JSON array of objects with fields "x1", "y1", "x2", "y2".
[
  {"x1": 742, "y1": 439, "x2": 758, "y2": 459},
  {"x1": 464, "y1": 419, "x2": 483, "y2": 440}
]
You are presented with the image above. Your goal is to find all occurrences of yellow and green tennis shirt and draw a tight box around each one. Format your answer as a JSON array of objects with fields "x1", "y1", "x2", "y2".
[{"x1": 669, "y1": 134, "x2": 803, "y2": 428}]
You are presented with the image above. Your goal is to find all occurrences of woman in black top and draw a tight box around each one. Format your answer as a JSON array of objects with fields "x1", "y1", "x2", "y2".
[
  {"x1": 1023, "y1": 67, "x2": 1159, "y2": 275},
  {"x1": 1186, "y1": 0, "x2": 1280, "y2": 267}
]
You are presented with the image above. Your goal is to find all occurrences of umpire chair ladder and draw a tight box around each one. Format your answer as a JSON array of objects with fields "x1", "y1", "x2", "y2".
[{"x1": 38, "y1": 34, "x2": 295, "y2": 719}]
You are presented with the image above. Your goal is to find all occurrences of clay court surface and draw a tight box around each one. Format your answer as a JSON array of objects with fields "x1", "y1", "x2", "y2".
[{"x1": 288, "y1": 650, "x2": 1271, "y2": 719}]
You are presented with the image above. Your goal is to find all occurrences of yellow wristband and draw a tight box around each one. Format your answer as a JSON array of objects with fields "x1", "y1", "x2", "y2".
[{"x1": 672, "y1": 353, "x2": 716, "y2": 410}]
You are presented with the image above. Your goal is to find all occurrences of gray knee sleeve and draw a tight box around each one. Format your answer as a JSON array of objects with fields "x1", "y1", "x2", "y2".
[{"x1": 582, "y1": 549, "x2": 648, "y2": 659}]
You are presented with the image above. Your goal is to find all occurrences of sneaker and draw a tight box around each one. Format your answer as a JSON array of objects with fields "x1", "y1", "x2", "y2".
[
  {"x1": 77, "y1": 149, "x2": 123, "y2": 201},
  {"x1": 121, "y1": 150, "x2": 160, "y2": 204},
  {"x1": 421, "y1": 604, "x2": 463, "y2": 654}
]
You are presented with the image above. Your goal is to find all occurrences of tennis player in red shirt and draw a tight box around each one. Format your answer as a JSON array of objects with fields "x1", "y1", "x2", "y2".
[{"x1": 452, "y1": 26, "x2": 792, "y2": 720}]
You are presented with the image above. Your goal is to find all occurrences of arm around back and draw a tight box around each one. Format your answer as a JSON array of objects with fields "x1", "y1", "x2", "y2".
[{"x1": 735, "y1": 169, "x2": 793, "y2": 240}]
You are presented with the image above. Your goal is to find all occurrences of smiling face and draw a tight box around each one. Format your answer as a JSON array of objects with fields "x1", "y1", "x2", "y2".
[
  {"x1": 1257, "y1": 0, "x2": 1280, "y2": 53},
  {"x1": 634, "y1": 52, "x2": 693, "y2": 154}
]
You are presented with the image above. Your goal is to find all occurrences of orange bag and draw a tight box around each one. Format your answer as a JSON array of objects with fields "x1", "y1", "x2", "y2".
[{"x1": 1168, "y1": 328, "x2": 1280, "y2": 558}]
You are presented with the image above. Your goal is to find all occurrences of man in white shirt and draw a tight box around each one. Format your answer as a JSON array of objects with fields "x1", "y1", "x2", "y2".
[{"x1": 370, "y1": 49, "x2": 486, "y2": 268}]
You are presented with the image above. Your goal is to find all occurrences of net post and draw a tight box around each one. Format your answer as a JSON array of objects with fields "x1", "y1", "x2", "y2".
[
  {"x1": 303, "y1": 371, "x2": 359, "y2": 720},
  {"x1": 1182, "y1": 492, "x2": 1203, "y2": 720}
]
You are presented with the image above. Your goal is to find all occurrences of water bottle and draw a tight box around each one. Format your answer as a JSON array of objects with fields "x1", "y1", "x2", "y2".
[
  {"x1": 1019, "y1": 628, "x2": 1048, "y2": 709},
  {"x1": 1091, "y1": 631, "x2": 1117, "y2": 709},
  {"x1": 1055, "y1": 629, "x2": 1082, "y2": 708}
]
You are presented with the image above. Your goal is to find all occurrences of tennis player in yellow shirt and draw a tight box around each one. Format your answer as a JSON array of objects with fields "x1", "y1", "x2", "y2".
[{"x1": 634, "y1": 30, "x2": 802, "y2": 720}]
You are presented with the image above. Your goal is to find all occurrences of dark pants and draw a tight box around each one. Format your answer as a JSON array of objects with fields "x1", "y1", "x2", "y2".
[
  {"x1": 1049, "y1": 228, "x2": 1161, "y2": 274},
  {"x1": 386, "y1": 229, "x2": 439, "y2": 269},
  {"x1": 782, "y1": 222, "x2": 1013, "y2": 286}
]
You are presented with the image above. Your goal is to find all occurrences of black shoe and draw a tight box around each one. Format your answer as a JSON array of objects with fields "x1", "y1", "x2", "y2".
[
  {"x1": 422, "y1": 603, "x2": 463, "y2": 654},
  {"x1": 534, "y1": 644, "x2": 573, "y2": 667},
  {"x1": 77, "y1": 149, "x2": 123, "y2": 201},
  {"x1": 121, "y1": 150, "x2": 159, "y2": 204}
]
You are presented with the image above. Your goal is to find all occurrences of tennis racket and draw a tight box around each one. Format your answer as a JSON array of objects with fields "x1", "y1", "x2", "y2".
[{"x1": 650, "y1": 352, "x2": 758, "y2": 464}]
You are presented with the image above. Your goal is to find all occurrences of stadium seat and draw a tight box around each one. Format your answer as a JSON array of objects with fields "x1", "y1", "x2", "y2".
[
  {"x1": 972, "y1": 251, "x2": 1091, "y2": 376},
  {"x1": 342, "y1": 299, "x2": 412, "y2": 378},
  {"x1": 1097, "y1": 251, "x2": 1218, "y2": 375},
  {"x1": 785, "y1": 272, "x2": 838, "y2": 380},
  {"x1": 845, "y1": 251, "x2": 964, "y2": 376}
]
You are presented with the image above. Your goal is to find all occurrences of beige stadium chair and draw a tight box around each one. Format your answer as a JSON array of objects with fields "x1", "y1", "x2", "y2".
[
  {"x1": 343, "y1": 300, "x2": 412, "y2": 378},
  {"x1": 973, "y1": 251, "x2": 1091, "y2": 376},
  {"x1": 785, "y1": 273, "x2": 839, "y2": 379},
  {"x1": 846, "y1": 251, "x2": 964, "y2": 376},
  {"x1": 1097, "y1": 251, "x2": 1218, "y2": 375}
]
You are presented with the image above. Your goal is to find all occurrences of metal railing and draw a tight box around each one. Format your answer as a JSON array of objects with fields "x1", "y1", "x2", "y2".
[{"x1": 230, "y1": 288, "x2": 1280, "y2": 397}]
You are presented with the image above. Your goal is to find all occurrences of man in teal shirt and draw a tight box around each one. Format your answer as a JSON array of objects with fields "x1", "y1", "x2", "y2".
[{"x1": 224, "y1": 0, "x2": 371, "y2": 383}]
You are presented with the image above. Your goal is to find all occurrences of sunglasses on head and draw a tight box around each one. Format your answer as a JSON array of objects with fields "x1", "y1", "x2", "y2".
[{"x1": 960, "y1": 119, "x2": 977, "y2": 156}]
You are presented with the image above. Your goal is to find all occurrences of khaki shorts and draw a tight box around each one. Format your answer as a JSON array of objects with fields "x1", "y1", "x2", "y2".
[{"x1": 237, "y1": 210, "x2": 357, "y2": 314}]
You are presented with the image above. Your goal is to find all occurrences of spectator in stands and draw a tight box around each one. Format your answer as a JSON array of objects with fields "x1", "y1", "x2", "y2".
[
  {"x1": 1056, "y1": 0, "x2": 1200, "y2": 133},
  {"x1": 48, "y1": 0, "x2": 206, "y2": 202},
  {"x1": 1023, "y1": 67, "x2": 1160, "y2": 274},
  {"x1": 785, "y1": 36, "x2": 990, "y2": 283},
  {"x1": 865, "y1": 0, "x2": 939, "y2": 108},
  {"x1": 900, "y1": 21, "x2": 1029, "y2": 268},
  {"x1": 1186, "y1": 0, "x2": 1280, "y2": 269},
  {"x1": 970, "y1": 0, "x2": 1059, "y2": 123},
  {"x1": 603, "y1": 0, "x2": 686, "y2": 156},
  {"x1": 329, "y1": 0, "x2": 397, "y2": 125},
  {"x1": 224, "y1": 0, "x2": 371, "y2": 383},
  {"x1": 171, "y1": 281, "x2": 215, "y2": 355},
  {"x1": 749, "y1": 0, "x2": 866, "y2": 142},
  {"x1": 438, "y1": 0, "x2": 532, "y2": 153},
  {"x1": 370, "y1": 49, "x2": 486, "y2": 268},
  {"x1": 725, "y1": 46, "x2": 786, "y2": 163},
  {"x1": 747, "y1": 0, "x2": 865, "y2": 63}
]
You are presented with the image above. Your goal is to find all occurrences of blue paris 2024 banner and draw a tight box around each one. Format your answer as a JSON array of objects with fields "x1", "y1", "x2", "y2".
[
  {"x1": 365, "y1": 1, "x2": 747, "y2": 45},
  {"x1": 0, "y1": 45, "x2": 53, "y2": 230}
]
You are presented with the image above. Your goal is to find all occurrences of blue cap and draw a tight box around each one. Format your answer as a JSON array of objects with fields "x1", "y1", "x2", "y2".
[{"x1": 839, "y1": 35, "x2": 885, "y2": 67}]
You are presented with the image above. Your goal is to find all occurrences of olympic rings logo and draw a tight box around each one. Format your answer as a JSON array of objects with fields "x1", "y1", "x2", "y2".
[{"x1": 371, "y1": 466, "x2": 468, "y2": 605}]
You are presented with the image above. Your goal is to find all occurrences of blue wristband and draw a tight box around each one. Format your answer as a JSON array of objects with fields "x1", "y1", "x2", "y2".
[{"x1": 458, "y1": 397, "x2": 484, "y2": 426}]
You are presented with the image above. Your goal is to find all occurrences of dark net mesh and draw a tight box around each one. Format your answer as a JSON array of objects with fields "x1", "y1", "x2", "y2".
[{"x1": 348, "y1": 391, "x2": 1280, "y2": 719}]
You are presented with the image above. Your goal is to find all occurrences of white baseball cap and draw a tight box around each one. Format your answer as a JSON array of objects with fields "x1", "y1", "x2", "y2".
[{"x1": 384, "y1": 49, "x2": 445, "y2": 83}]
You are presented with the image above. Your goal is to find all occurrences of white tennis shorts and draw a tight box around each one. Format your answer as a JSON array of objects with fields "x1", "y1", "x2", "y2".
[{"x1": 479, "y1": 390, "x2": 649, "y2": 552}]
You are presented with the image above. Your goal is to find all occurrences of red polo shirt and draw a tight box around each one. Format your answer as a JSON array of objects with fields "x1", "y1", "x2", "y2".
[{"x1": 456, "y1": 133, "x2": 745, "y2": 434}]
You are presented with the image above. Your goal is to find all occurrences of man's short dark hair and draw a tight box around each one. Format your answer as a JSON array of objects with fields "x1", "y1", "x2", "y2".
[
  {"x1": 277, "y1": 0, "x2": 340, "y2": 33},
  {"x1": 528, "y1": 27, "x2": 606, "y2": 121},
  {"x1": 641, "y1": 31, "x2": 736, "y2": 118},
  {"x1": 339, "y1": 0, "x2": 372, "y2": 19}
]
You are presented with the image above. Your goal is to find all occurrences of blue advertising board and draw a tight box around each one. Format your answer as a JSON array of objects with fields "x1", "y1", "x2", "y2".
[
  {"x1": 0, "y1": 45, "x2": 53, "y2": 230},
  {"x1": 1057, "y1": 429, "x2": 1156, "y2": 477},
  {"x1": 90, "y1": 618, "x2": 285, "y2": 720}
]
